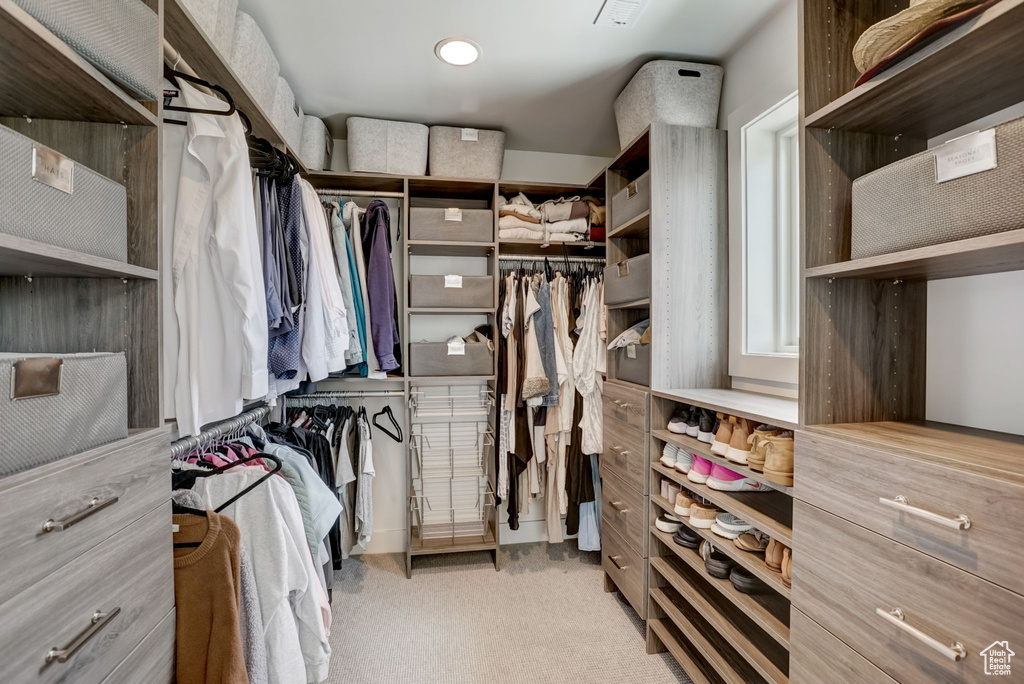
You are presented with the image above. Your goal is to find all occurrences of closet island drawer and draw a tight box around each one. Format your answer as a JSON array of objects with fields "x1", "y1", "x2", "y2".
[
  {"x1": 0, "y1": 426, "x2": 169, "y2": 606},
  {"x1": 600, "y1": 469, "x2": 646, "y2": 556},
  {"x1": 410, "y1": 207, "x2": 494, "y2": 242},
  {"x1": 0, "y1": 503, "x2": 173, "y2": 684},
  {"x1": 795, "y1": 427, "x2": 1024, "y2": 595},
  {"x1": 603, "y1": 381, "x2": 648, "y2": 431},
  {"x1": 409, "y1": 275, "x2": 494, "y2": 309},
  {"x1": 601, "y1": 417, "x2": 648, "y2": 495},
  {"x1": 791, "y1": 609, "x2": 896, "y2": 684},
  {"x1": 602, "y1": 523, "x2": 646, "y2": 618},
  {"x1": 793, "y1": 502, "x2": 1024, "y2": 684},
  {"x1": 102, "y1": 608, "x2": 175, "y2": 684}
]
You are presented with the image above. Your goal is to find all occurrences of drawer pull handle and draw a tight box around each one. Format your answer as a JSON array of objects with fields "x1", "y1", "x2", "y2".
[
  {"x1": 608, "y1": 555, "x2": 628, "y2": 571},
  {"x1": 612, "y1": 399, "x2": 631, "y2": 409},
  {"x1": 610, "y1": 501, "x2": 629, "y2": 514},
  {"x1": 875, "y1": 607, "x2": 966, "y2": 662},
  {"x1": 43, "y1": 496, "x2": 119, "y2": 533},
  {"x1": 45, "y1": 607, "x2": 121, "y2": 664},
  {"x1": 879, "y1": 495, "x2": 971, "y2": 530}
]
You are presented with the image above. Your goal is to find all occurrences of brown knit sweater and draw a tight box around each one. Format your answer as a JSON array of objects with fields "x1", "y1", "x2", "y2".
[{"x1": 173, "y1": 512, "x2": 250, "y2": 684}]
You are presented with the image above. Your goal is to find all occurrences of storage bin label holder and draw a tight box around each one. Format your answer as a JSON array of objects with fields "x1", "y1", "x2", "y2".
[
  {"x1": 935, "y1": 129, "x2": 996, "y2": 183},
  {"x1": 32, "y1": 144, "x2": 74, "y2": 195},
  {"x1": 11, "y1": 358, "x2": 63, "y2": 400}
]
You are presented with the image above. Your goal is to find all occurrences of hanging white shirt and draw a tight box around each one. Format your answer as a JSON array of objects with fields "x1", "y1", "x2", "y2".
[{"x1": 169, "y1": 80, "x2": 268, "y2": 435}]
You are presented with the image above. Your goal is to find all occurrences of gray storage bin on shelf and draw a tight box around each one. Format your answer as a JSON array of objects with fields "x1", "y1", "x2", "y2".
[
  {"x1": 614, "y1": 60, "x2": 723, "y2": 149},
  {"x1": 409, "y1": 207, "x2": 494, "y2": 242},
  {"x1": 179, "y1": 0, "x2": 237, "y2": 57},
  {"x1": 229, "y1": 11, "x2": 279, "y2": 110},
  {"x1": 428, "y1": 126, "x2": 505, "y2": 180},
  {"x1": 604, "y1": 254, "x2": 652, "y2": 305},
  {"x1": 347, "y1": 117, "x2": 428, "y2": 175},
  {"x1": 0, "y1": 123, "x2": 127, "y2": 261},
  {"x1": 270, "y1": 76, "x2": 302, "y2": 151},
  {"x1": 13, "y1": 0, "x2": 161, "y2": 100},
  {"x1": 0, "y1": 352, "x2": 128, "y2": 478},
  {"x1": 409, "y1": 275, "x2": 494, "y2": 309},
  {"x1": 410, "y1": 343, "x2": 493, "y2": 377},
  {"x1": 300, "y1": 115, "x2": 333, "y2": 171},
  {"x1": 610, "y1": 170, "x2": 651, "y2": 231},
  {"x1": 852, "y1": 115, "x2": 1024, "y2": 259},
  {"x1": 615, "y1": 344, "x2": 650, "y2": 386}
]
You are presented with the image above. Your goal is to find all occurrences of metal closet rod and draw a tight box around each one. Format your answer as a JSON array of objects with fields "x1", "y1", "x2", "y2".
[
  {"x1": 170, "y1": 405, "x2": 271, "y2": 457},
  {"x1": 284, "y1": 390, "x2": 405, "y2": 399},
  {"x1": 318, "y1": 189, "x2": 405, "y2": 199},
  {"x1": 498, "y1": 254, "x2": 605, "y2": 265}
]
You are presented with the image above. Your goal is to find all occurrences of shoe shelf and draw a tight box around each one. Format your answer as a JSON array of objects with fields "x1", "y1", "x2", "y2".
[
  {"x1": 408, "y1": 525, "x2": 497, "y2": 556},
  {"x1": 650, "y1": 556, "x2": 790, "y2": 684},
  {"x1": 649, "y1": 527, "x2": 791, "y2": 649},
  {"x1": 647, "y1": 619, "x2": 723, "y2": 684},
  {"x1": 804, "y1": 0, "x2": 1024, "y2": 138},
  {"x1": 606, "y1": 297, "x2": 650, "y2": 311},
  {"x1": 652, "y1": 462, "x2": 794, "y2": 548},
  {"x1": 652, "y1": 429, "x2": 792, "y2": 496},
  {"x1": 607, "y1": 210, "x2": 650, "y2": 239},
  {"x1": 652, "y1": 389, "x2": 798, "y2": 431}
]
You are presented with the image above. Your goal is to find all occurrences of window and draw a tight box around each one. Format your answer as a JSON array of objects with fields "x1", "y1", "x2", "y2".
[{"x1": 728, "y1": 92, "x2": 800, "y2": 385}]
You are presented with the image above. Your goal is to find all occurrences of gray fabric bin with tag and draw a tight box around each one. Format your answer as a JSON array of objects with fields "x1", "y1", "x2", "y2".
[
  {"x1": 348, "y1": 117, "x2": 428, "y2": 175},
  {"x1": 300, "y1": 115, "x2": 333, "y2": 171},
  {"x1": 604, "y1": 254, "x2": 652, "y2": 305},
  {"x1": 409, "y1": 275, "x2": 494, "y2": 309},
  {"x1": 610, "y1": 170, "x2": 651, "y2": 232},
  {"x1": 0, "y1": 123, "x2": 127, "y2": 261},
  {"x1": 0, "y1": 352, "x2": 128, "y2": 478},
  {"x1": 852, "y1": 115, "x2": 1024, "y2": 259},
  {"x1": 410, "y1": 207, "x2": 494, "y2": 242},
  {"x1": 615, "y1": 344, "x2": 650, "y2": 387},
  {"x1": 410, "y1": 343, "x2": 493, "y2": 377},
  {"x1": 428, "y1": 126, "x2": 505, "y2": 180}
]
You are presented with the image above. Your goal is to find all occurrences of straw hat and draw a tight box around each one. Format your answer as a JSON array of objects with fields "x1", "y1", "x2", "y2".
[{"x1": 852, "y1": 0, "x2": 984, "y2": 73}]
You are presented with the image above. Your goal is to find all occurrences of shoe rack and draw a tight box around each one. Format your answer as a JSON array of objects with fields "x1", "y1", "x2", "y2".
[{"x1": 794, "y1": 1, "x2": 1024, "y2": 682}]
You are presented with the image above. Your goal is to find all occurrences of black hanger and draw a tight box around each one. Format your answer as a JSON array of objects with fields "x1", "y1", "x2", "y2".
[
  {"x1": 171, "y1": 500, "x2": 209, "y2": 549},
  {"x1": 173, "y1": 453, "x2": 283, "y2": 513},
  {"x1": 163, "y1": 65, "x2": 236, "y2": 119},
  {"x1": 372, "y1": 405, "x2": 403, "y2": 443}
]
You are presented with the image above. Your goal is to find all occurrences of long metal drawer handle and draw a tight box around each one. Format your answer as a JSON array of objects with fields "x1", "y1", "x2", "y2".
[
  {"x1": 879, "y1": 496, "x2": 971, "y2": 530},
  {"x1": 875, "y1": 607, "x2": 966, "y2": 662},
  {"x1": 608, "y1": 555, "x2": 628, "y2": 571},
  {"x1": 610, "y1": 501, "x2": 629, "y2": 514},
  {"x1": 612, "y1": 399, "x2": 631, "y2": 409},
  {"x1": 45, "y1": 607, "x2": 121, "y2": 664},
  {"x1": 609, "y1": 445, "x2": 631, "y2": 458},
  {"x1": 42, "y1": 496, "x2": 119, "y2": 533}
]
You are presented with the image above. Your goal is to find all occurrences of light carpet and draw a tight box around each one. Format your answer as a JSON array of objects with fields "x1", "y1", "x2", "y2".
[{"x1": 326, "y1": 543, "x2": 690, "y2": 684}]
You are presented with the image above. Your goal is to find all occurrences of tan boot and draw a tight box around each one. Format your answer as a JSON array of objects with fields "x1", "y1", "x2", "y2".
[
  {"x1": 765, "y1": 538, "x2": 784, "y2": 573},
  {"x1": 763, "y1": 431, "x2": 795, "y2": 486},
  {"x1": 747, "y1": 425, "x2": 783, "y2": 472},
  {"x1": 781, "y1": 545, "x2": 792, "y2": 588},
  {"x1": 724, "y1": 418, "x2": 754, "y2": 465},
  {"x1": 709, "y1": 413, "x2": 733, "y2": 456}
]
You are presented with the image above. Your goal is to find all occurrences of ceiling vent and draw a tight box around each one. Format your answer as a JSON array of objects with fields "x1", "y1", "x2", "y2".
[{"x1": 594, "y1": 0, "x2": 650, "y2": 27}]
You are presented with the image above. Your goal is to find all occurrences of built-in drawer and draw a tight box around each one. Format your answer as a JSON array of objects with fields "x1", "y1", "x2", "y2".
[
  {"x1": 0, "y1": 503, "x2": 174, "y2": 684},
  {"x1": 601, "y1": 417, "x2": 648, "y2": 495},
  {"x1": 796, "y1": 428, "x2": 1024, "y2": 595},
  {"x1": 0, "y1": 426, "x2": 170, "y2": 606},
  {"x1": 791, "y1": 609, "x2": 896, "y2": 684},
  {"x1": 102, "y1": 608, "x2": 175, "y2": 684},
  {"x1": 603, "y1": 381, "x2": 648, "y2": 431},
  {"x1": 793, "y1": 502, "x2": 1024, "y2": 684},
  {"x1": 600, "y1": 468, "x2": 646, "y2": 557},
  {"x1": 602, "y1": 523, "x2": 647, "y2": 618}
]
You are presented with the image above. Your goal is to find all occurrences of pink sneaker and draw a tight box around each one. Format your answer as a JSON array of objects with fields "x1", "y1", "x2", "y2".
[
  {"x1": 687, "y1": 455, "x2": 712, "y2": 484},
  {"x1": 706, "y1": 464, "x2": 766, "y2": 492}
]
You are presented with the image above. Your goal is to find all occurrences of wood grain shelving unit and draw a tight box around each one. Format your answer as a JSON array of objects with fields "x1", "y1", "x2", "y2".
[
  {"x1": 607, "y1": 210, "x2": 650, "y2": 239},
  {"x1": 652, "y1": 389, "x2": 799, "y2": 431},
  {"x1": 652, "y1": 429, "x2": 792, "y2": 495}
]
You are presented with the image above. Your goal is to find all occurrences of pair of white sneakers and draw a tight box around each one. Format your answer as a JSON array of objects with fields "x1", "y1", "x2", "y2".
[{"x1": 659, "y1": 443, "x2": 693, "y2": 473}]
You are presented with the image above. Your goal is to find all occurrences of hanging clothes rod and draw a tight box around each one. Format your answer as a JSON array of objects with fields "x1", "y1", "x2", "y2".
[
  {"x1": 498, "y1": 254, "x2": 605, "y2": 265},
  {"x1": 170, "y1": 405, "x2": 271, "y2": 457},
  {"x1": 284, "y1": 390, "x2": 405, "y2": 400},
  {"x1": 318, "y1": 189, "x2": 406, "y2": 199}
]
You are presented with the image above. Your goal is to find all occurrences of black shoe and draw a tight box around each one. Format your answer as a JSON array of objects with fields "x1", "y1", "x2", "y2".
[
  {"x1": 684, "y1": 406, "x2": 701, "y2": 437},
  {"x1": 702, "y1": 541, "x2": 736, "y2": 579},
  {"x1": 672, "y1": 527, "x2": 701, "y2": 549},
  {"x1": 729, "y1": 566, "x2": 769, "y2": 594},
  {"x1": 697, "y1": 409, "x2": 716, "y2": 444}
]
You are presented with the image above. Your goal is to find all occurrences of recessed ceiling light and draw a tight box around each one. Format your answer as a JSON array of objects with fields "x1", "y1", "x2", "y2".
[{"x1": 435, "y1": 38, "x2": 480, "y2": 66}]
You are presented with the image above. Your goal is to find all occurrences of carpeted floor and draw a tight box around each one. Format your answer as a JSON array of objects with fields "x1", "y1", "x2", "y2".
[{"x1": 326, "y1": 543, "x2": 690, "y2": 684}]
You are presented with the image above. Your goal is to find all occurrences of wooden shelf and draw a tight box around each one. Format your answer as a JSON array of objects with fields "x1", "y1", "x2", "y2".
[
  {"x1": 652, "y1": 388, "x2": 799, "y2": 431},
  {"x1": 650, "y1": 530, "x2": 791, "y2": 649},
  {"x1": 305, "y1": 170, "x2": 406, "y2": 194},
  {"x1": 324, "y1": 374, "x2": 405, "y2": 383},
  {"x1": 652, "y1": 462, "x2": 794, "y2": 547},
  {"x1": 408, "y1": 176, "x2": 497, "y2": 199},
  {"x1": 650, "y1": 587, "x2": 767, "y2": 684},
  {"x1": 650, "y1": 557, "x2": 790, "y2": 683},
  {"x1": 407, "y1": 240, "x2": 494, "y2": 257},
  {"x1": 607, "y1": 210, "x2": 651, "y2": 239},
  {"x1": 409, "y1": 527, "x2": 497, "y2": 556},
  {"x1": 408, "y1": 375, "x2": 496, "y2": 385},
  {"x1": 804, "y1": 229, "x2": 1024, "y2": 281},
  {"x1": 606, "y1": 377, "x2": 651, "y2": 393},
  {"x1": 805, "y1": 0, "x2": 1024, "y2": 137},
  {"x1": 497, "y1": 180, "x2": 588, "y2": 199},
  {"x1": 408, "y1": 307, "x2": 495, "y2": 315},
  {"x1": 0, "y1": 1, "x2": 157, "y2": 126},
  {"x1": 0, "y1": 233, "x2": 158, "y2": 279},
  {"x1": 652, "y1": 429, "x2": 793, "y2": 496},
  {"x1": 498, "y1": 239, "x2": 606, "y2": 256},
  {"x1": 647, "y1": 619, "x2": 724, "y2": 684},
  {"x1": 607, "y1": 297, "x2": 650, "y2": 310},
  {"x1": 808, "y1": 420, "x2": 1024, "y2": 486}
]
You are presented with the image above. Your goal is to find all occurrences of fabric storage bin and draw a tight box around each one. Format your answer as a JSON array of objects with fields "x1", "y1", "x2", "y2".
[
  {"x1": 300, "y1": 115, "x2": 333, "y2": 171},
  {"x1": 852, "y1": 115, "x2": 1024, "y2": 259},
  {"x1": 428, "y1": 126, "x2": 505, "y2": 180},
  {"x1": 615, "y1": 344, "x2": 650, "y2": 386},
  {"x1": 409, "y1": 207, "x2": 494, "y2": 242},
  {"x1": 409, "y1": 275, "x2": 494, "y2": 309},
  {"x1": 13, "y1": 0, "x2": 160, "y2": 100},
  {"x1": 614, "y1": 60, "x2": 723, "y2": 149},
  {"x1": 604, "y1": 254, "x2": 652, "y2": 305},
  {"x1": 0, "y1": 352, "x2": 128, "y2": 478},
  {"x1": 270, "y1": 76, "x2": 302, "y2": 151},
  {"x1": 229, "y1": 11, "x2": 279, "y2": 110},
  {"x1": 0, "y1": 123, "x2": 127, "y2": 261},
  {"x1": 410, "y1": 343, "x2": 493, "y2": 377},
  {"x1": 179, "y1": 0, "x2": 237, "y2": 57},
  {"x1": 610, "y1": 170, "x2": 651, "y2": 231},
  {"x1": 347, "y1": 117, "x2": 428, "y2": 175}
]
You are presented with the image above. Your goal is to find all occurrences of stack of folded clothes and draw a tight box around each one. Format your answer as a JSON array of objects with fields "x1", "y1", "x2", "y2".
[{"x1": 497, "y1": 192, "x2": 605, "y2": 243}]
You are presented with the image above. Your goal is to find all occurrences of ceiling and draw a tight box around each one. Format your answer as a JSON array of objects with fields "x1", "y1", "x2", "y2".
[{"x1": 236, "y1": 0, "x2": 789, "y2": 157}]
